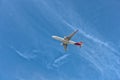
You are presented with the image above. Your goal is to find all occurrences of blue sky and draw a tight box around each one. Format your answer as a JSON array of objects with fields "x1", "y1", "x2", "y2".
[{"x1": 0, "y1": 0, "x2": 120, "y2": 80}]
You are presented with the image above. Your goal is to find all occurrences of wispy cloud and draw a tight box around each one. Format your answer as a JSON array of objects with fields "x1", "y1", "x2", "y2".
[
  {"x1": 10, "y1": 46, "x2": 37, "y2": 60},
  {"x1": 63, "y1": 21, "x2": 120, "y2": 77},
  {"x1": 54, "y1": 54, "x2": 70, "y2": 63},
  {"x1": 63, "y1": 20, "x2": 120, "y2": 55},
  {"x1": 52, "y1": 54, "x2": 70, "y2": 68}
]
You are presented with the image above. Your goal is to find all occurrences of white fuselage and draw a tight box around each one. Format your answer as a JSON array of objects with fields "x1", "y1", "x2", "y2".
[{"x1": 52, "y1": 36, "x2": 76, "y2": 44}]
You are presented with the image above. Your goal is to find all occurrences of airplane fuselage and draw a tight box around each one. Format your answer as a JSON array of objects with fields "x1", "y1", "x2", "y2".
[{"x1": 52, "y1": 36, "x2": 76, "y2": 45}]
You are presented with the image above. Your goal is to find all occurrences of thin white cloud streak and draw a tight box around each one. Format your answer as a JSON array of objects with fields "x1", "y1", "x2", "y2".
[
  {"x1": 52, "y1": 54, "x2": 70, "y2": 67},
  {"x1": 63, "y1": 21, "x2": 120, "y2": 76},
  {"x1": 63, "y1": 21, "x2": 120, "y2": 55},
  {"x1": 10, "y1": 46, "x2": 37, "y2": 60},
  {"x1": 54, "y1": 54, "x2": 70, "y2": 63}
]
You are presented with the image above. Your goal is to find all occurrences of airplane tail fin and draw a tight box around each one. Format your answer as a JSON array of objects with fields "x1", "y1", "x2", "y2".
[{"x1": 74, "y1": 42, "x2": 83, "y2": 47}]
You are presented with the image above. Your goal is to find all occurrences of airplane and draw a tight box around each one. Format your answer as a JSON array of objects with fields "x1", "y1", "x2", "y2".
[{"x1": 52, "y1": 30, "x2": 83, "y2": 51}]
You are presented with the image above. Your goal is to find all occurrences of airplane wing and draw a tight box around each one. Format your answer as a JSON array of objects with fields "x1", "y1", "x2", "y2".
[
  {"x1": 63, "y1": 43, "x2": 68, "y2": 51},
  {"x1": 65, "y1": 30, "x2": 79, "y2": 41}
]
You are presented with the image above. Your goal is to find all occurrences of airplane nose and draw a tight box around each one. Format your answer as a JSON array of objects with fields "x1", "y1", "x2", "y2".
[
  {"x1": 52, "y1": 36, "x2": 54, "y2": 38},
  {"x1": 52, "y1": 36, "x2": 56, "y2": 38}
]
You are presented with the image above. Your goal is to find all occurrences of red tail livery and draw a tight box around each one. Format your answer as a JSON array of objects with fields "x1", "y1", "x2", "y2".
[{"x1": 74, "y1": 42, "x2": 83, "y2": 47}]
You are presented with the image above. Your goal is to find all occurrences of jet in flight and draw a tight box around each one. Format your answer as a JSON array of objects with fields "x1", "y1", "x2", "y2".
[{"x1": 52, "y1": 30, "x2": 83, "y2": 51}]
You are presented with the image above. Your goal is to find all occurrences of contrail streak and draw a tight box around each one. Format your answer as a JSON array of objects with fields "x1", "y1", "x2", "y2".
[
  {"x1": 63, "y1": 20, "x2": 120, "y2": 55},
  {"x1": 52, "y1": 54, "x2": 70, "y2": 67}
]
